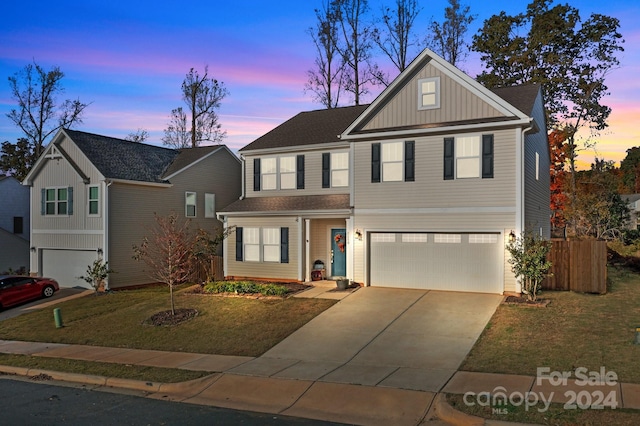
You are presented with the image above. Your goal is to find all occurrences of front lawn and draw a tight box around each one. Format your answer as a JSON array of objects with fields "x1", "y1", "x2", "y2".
[
  {"x1": 462, "y1": 266, "x2": 640, "y2": 382},
  {"x1": 0, "y1": 284, "x2": 336, "y2": 357}
]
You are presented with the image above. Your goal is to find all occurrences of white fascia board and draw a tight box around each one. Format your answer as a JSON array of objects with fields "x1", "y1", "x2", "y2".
[
  {"x1": 342, "y1": 118, "x2": 533, "y2": 141},
  {"x1": 221, "y1": 209, "x2": 352, "y2": 218},
  {"x1": 23, "y1": 129, "x2": 67, "y2": 185},
  {"x1": 240, "y1": 142, "x2": 349, "y2": 156}
]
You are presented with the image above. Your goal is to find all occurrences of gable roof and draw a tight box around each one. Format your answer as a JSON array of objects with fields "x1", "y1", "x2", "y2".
[
  {"x1": 239, "y1": 105, "x2": 368, "y2": 152},
  {"x1": 24, "y1": 129, "x2": 237, "y2": 186},
  {"x1": 66, "y1": 129, "x2": 178, "y2": 183}
]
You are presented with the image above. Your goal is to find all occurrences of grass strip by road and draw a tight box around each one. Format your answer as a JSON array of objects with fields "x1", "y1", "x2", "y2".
[
  {"x1": 0, "y1": 284, "x2": 336, "y2": 357},
  {"x1": 461, "y1": 266, "x2": 640, "y2": 384},
  {"x1": 0, "y1": 354, "x2": 211, "y2": 383},
  {"x1": 447, "y1": 393, "x2": 640, "y2": 426}
]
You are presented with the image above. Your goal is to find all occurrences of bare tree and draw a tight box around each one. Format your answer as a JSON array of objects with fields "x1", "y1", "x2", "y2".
[
  {"x1": 6, "y1": 62, "x2": 89, "y2": 158},
  {"x1": 305, "y1": 0, "x2": 346, "y2": 108},
  {"x1": 333, "y1": 0, "x2": 381, "y2": 103},
  {"x1": 163, "y1": 66, "x2": 229, "y2": 148},
  {"x1": 132, "y1": 213, "x2": 196, "y2": 315},
  {"x1": 125, "y1": 128, "x2": 149, "y2": 143},
  {"x1": 427, "y1": 0, "x2": 476, "y2": 67},
  {"x1": 373, "y1": 0, "x2": 422, "y2": 73}
]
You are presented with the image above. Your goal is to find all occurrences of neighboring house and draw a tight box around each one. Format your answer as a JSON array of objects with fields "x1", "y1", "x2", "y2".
[
  {"x1": 621, "y1": 194, "x2": 640, "y2": 229},
  {"x1": 23, "y1": 129, "x2": 241, "y2": 289},
  {"x1": 0, "y1": 176, "x2": 30, "y2": 273},
  {"x1": 218, "y1": 48, "x2": 550, "y2": 295}
]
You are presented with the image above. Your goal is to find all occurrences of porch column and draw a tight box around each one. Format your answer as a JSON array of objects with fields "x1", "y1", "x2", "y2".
[
  {"x1": 305, "y1": 219, "x2": 310, "y2": 282},
  {"x1": 346, "y1": 217, "x2": 353, "y2": 281}
]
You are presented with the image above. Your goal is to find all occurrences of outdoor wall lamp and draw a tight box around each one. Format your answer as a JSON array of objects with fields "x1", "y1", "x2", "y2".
[
  {"x1": 97, "y1": 248, "x2": 103, "y2": 255},
  {"x1": 30, "y1": 246, "x2": 36, "y2": 252},
  {"x1": 508, "y1": 231, "x2": 516, "y2": 243},
  {"x1": 354, "y1": 229, "x2": 363, "y2": 240}
]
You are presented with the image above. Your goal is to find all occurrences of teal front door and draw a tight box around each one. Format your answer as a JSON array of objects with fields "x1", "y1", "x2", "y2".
[{"x1": 331, "y1": 228, "x2": 347, "y2": 277}]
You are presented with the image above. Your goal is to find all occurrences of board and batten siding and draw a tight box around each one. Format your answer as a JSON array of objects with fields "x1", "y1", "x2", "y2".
[
  {"x1": 244, "y1": 148, "x2": 351, "y2": 198},
  {"x1": 226, "y1": 216, "x2": 299, "y2": 280},
  {"x1": 353, "y1": 129, "x2": 516, "y2": 210},
  {"x1": 352, "y1": 213, "x2": 517, "y2": 292},
  {"x1": 360, "y1": 62, "x2": 505, "y2": 132},
  {"x1": 524, "y1": 91, "x2": 551, "y2": 237}
]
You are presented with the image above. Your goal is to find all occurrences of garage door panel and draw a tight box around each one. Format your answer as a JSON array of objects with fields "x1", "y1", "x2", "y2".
[
  {"x1": 370, "y1": 233, "x2": 502, "y2": 293},
  {"x1": 42, "y1": 249, "x2": 98, "y2": 289}
]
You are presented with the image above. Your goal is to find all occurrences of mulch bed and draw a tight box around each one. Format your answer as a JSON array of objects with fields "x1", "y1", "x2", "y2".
[
  {"x1": 144, "y1": 308, "x2": 199, "y2": 326},
  {"x1": 503, "y1": 296, "x2": 550, "y2": 307}
]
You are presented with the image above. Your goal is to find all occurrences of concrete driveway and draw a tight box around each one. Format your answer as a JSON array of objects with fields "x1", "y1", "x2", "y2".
[
  {"x1": 228, "y1": 287, "x2": 502, "y2": 392},
  {"x1": 0, "y1": 288, "x2": 92, "y2": 321}
]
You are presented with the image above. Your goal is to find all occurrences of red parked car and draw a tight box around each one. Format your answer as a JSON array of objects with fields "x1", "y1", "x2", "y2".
[{"x1": 0, "y1": 275, "x2": 60, "y2": 309}]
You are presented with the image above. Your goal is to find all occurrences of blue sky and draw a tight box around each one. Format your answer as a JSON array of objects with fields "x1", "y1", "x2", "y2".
[{"x1": 1, "y1": 0, "x2": 638, "y2": 167}]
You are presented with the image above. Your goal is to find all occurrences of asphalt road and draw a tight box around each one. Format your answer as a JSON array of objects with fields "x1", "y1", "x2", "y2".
[{"x1": 0, "y1": 376, "x2": 344, "y2": 425}]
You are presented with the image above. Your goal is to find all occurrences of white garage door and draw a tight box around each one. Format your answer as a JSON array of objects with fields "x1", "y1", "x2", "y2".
[
  {"x1": 41, "y1": 249, "x2": 98, "y2": 289},
  {"x1": 369, "y1": 232, "x2": 502, "y2": 293}
]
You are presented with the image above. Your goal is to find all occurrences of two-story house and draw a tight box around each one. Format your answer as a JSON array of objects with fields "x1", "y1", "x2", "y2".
[
  {"x1": 23, "y1": 129, "x2": 241, "y2": 289},
  {"x1": 218, "y1": 49, "x2": 549, "y2": 295},
  {"x1": 0, "y1": 176, "x2": 30, "y2": 273}
]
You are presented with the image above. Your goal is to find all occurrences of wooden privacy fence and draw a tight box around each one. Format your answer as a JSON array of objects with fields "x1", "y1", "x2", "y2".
[
  {"x1": 542, "y1": 239, "x2": 607, "y2": 294},
  {"x1": 191, "y1": 256, "x2": 224, "y2": 283}
]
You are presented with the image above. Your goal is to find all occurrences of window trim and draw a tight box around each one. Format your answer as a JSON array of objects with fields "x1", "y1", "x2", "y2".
[
  {"x1": 185, "y1": 191, "x2": 196, "y2": 217},
  {"x1": 381, "y1": 141, "x2": 404, "y2": 182},
  {"x1": 330, "y1": 151, "x2": 349, "y2": 187},
  {"x1": 43, "y1": 186, "x2": 71, "y2": 216},
  {"x1": 418, "y1": 77, "x2": 440, "y2": 110},
  {"x1": 88, "y1": 185, "x2": 100, "y2": 216},
  {"x1": 455, "y1": 136, "x2": 481, "y2": 179},
  {"x1": 279, "y1": 156, "x2": 296, "y2": 190}
]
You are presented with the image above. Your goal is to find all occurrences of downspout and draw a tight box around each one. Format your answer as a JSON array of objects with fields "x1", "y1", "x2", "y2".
[
  {"x1": 515, "y1": 122, "x2": 534, "y2": 294},
  {"x1": 103, "y1": 180, "x2": 112, "y2": 290}
]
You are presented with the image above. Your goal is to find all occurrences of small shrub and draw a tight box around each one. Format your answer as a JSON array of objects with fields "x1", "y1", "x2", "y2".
[{"x1": 203, "y1": 281, "x2": 288, "y2": 297}]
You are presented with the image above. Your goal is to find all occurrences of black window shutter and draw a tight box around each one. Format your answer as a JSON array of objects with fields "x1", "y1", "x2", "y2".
[
  {"x1": 482, "y1": 134, "x2": 494, "y2": 179},
  {"x1": 253, "y1": 159, "x2": 261, "y2": 191},
  {"x1": 322, "y1": 153, "x2": 330, "y2": 188},
  {"x1": 444, "y1": 138, "x2": 454, "y2": 180},
  {"x1": 41, "y1": 188, "x2": 46, "y2": 215},
  {"x1": 68, "y1": 187, "x2": 74, "y2": 215},
  {"x1": 280, "y1": 227, "x2": 289, "y2": 263},
  {"x1": 371, "y1": 143, "x2": 381, "y2": 183},
  {"x1": 404, "y1": 141, "x2": 415, "y2": 182},
  {"x1": 296, "y1": 155, "x2": 305, "y2": 189},
  {"x1": 235, "y1": 227, "x2": 243, "y2": 261}
]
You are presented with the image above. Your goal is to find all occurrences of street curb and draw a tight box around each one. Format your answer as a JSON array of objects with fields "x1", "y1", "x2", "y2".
[
  {"x1": 434, "y1": 393, "x2": 485, "y2": 426},
  {"x1": 0, "y1": 365, "x2": 108, "y2": 386}
]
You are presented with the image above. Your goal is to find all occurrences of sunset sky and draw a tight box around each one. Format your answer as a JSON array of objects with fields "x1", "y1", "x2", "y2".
[{"x1": 1, "y1": 0, "x2": 638, "y2": 168}]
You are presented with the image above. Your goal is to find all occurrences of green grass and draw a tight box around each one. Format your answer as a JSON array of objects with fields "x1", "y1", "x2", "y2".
[
  {"x1": 0, "y1": 284, "x2": 336, "y2": 357},
  {"x1": 453, "y1": 265, "x2": 640, "y2": 424},
  {"x1": 461, "y1": 266, "x2": 640, "y2": 383},
  {"x1": 447, "y1": 393, "x2": 640, "y2": 426},
  {"x1": 0, "y1": 354, "x2": 210, "y2": 383}
]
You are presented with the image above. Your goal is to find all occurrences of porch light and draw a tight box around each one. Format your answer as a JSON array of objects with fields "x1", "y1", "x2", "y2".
[
  {"x1": 30, "y1": 246, "x2": 36, "y2": 252},
  {"x1": 97, "y1": 248, "x2": 103, "y2": 255},
  {"x1": 508, "y1": 231, "x2": 516, "y2": 243},
  {"x1": 354, "y1": 229, "x2": 363, "y2": 240}
]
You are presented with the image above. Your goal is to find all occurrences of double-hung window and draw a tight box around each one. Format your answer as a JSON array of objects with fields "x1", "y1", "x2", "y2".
[
  {"x1": 185, "y1": 192, "x2": 196, "y2": 217},
  {"x1": 444, "y1": 134, "x2": 494, "y2": 180},
  {"x1": 322, "y1": 151, "x2": 349, "y2": 188},
  {"x1": 279, "y1": 156, "x2": 296, "y2": 189},
  {"x1": 88, "y1": 185, "x2": 99, "y2": 215},
  {"x1": 371, "y1": 141, "x2": 414, "y2": 183},
  {"x1": 382, "y1": 142, "x2": 404, "y2": 181},
  {"x1": 261, "y1": 158, "x2": 277, "y2": 190},
  {"x1": 236, "y1": 226, "x2": 289, "y2": 263},
  {"x1": 418, "y1": 77, "x2": 440, "y2": 110}
]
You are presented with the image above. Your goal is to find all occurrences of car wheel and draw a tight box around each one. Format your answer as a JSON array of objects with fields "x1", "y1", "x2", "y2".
[{"x1": 42, "y1": 285, "x2": 55, "y2": 298}]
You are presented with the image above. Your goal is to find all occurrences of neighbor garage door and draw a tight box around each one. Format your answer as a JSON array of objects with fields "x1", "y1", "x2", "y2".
[
  {"x1": 369, "y1": 232, "x2": 502, "y2": 293},
  {"x1": 41, "y1": 249, "x2": 98, "y2": 289}
]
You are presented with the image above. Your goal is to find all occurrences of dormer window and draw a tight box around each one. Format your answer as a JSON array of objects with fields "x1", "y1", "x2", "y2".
[{"x1": 418, "y1": 77, "x2": 440, "y2": 110}]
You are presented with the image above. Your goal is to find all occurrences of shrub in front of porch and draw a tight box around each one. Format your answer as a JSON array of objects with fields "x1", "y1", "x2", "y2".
[{"x1": 203, "y1": 281, "x2": 289, "y2": 297}]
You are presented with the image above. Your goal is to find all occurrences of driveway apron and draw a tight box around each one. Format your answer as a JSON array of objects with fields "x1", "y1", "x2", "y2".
[{"x1": 231, "y1": 287, "x2": 502, "y2": 392}]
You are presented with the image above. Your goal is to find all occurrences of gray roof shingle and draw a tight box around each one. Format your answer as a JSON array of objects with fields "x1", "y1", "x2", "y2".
[
  {"x1": 66, "y1": 129, "x2": 178, "y2": 183},
  {"x1": 490, "y1": 83, "x2": 541, "y2": 116},
  {"x1": 221, "y1": 194, "x2": 351, "y2": 213}
]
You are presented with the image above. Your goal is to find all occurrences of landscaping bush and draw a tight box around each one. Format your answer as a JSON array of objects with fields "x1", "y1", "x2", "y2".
[{"x1": 203, "y1": 281, "x2": 289, "y2": 297}]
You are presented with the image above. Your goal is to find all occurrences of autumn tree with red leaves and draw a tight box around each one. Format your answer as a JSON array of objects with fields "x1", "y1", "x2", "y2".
[{"x1": 549, "y1": 128, "x2": 569, "y2": 233}]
